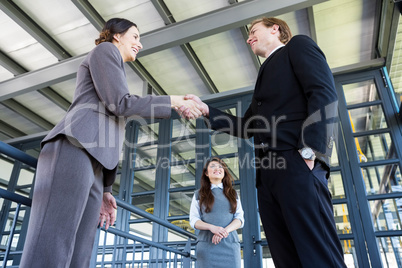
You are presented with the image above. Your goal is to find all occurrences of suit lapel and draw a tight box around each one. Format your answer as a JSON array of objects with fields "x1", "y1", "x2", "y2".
[{"x1": 256, "y1": 47, "x2": 284, "y2": 81}]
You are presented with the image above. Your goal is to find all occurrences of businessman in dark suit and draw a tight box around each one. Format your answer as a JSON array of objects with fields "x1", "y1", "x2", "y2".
[{"x1": 184, "y1": 17, "x2": 346, "y2": 267}]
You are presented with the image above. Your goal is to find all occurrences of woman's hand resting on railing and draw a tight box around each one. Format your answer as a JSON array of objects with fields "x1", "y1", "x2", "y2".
[{"x1": 98, "y1": 192, "x2": 117, "y2": 229}]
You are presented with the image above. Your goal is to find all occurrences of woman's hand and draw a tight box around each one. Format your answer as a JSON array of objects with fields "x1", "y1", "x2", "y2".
[
  {"x1": 176, "y1": 94, "x2": 209, "y2": 119},
  {"x1": 212, "y1": 234, "x2": 223, "y2": 245},
  {"x1": 170, "y1": 95, "x2": 203, "y2": 119},
  {"x1": 211, "y1": 226, "x2": 230, "y2": 245},
  {"x1": 209, "y1": 225, "x2": 229, "y2": 238},
  {"x1": 184, "y1": 94, "x2": 209, "y2": 117},
  {"x1": 98, "y1": 192, "x2": 117, "y2": 230}
]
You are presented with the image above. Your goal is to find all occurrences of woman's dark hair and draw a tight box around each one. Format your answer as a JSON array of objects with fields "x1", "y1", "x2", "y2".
[
  {"x1": 95, "y1": 18, "x2": 137, "y2": 45},
  {"x1": 198, "y1": 157, "x2": 237, "y2": 213}
]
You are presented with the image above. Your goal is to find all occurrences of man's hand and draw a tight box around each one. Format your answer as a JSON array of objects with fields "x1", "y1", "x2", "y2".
[
  {"x1": 98, "y1": 192, "x2": 117, "y2": 230},
  {"x1": 304, "y1": 159, "x2": 314, "y2": 170}
]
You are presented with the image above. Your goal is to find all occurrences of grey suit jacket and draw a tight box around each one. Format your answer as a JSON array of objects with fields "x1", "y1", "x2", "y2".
[{"x1": 43, "y1": 42, "x2": 172, "y2": 189}]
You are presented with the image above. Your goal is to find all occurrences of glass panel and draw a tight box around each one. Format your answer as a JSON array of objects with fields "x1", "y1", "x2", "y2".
[
  {"x1": 329, "y1": 171, "x2": 346, "y2": 199},
  {"x1": 97, "y1": 230, "x2": 116, "y2": 247},
  {"x1": 133, "y1": 144, "x2": 158, "y2": 168},
  {"x1": 25, "y1": 147, "x2": 40, "y2": 159},
  {"x1": 133, "y1": 169, "x2": 156, "y2": 193},
  {"x1": 170, "y1": 163, "x2": 196, "y2": 188},
  {"x1": 354, "y1": 133, "x2": 393, "y2": 163},
  {"x1": 233, "y1": 184, "x2": 243, "y2": 243},
  {"x1": 169, "y1": 190, "x2": 193, "y2": 217},
  {"x1": 377, "y1": 236, "x2": 402, "y2": 267},
  {"x1": 261, "y1": 245, "x2": 275, "y2": 267},
  {"x1": 17, "y1": 168, "x2": 34, "y2": 189},
  {"x1": 211, "y1": 132, "x2": 238, "y2": 155},
  {"x1": 341, "y1": 239, "x2": 358, "y2": 268},
  {"x1": 362, "y1": 164, "x2": 402, "y2": 195},
  {"x1": 210, "y1": 106, "x2": 238, "y2": 155},
  {"x1": 343, "y1": 79, "x2": 379, "y2": 105},
  {"x1": 0, "y1": 157, "x2": 13, "y2": 184},
  {"x1": 330, "y1": 140, "x2": 339, "y2": 167},
  {"x1": 334, "y1": 204, "x2": 352, "y2": 235},
  {"x1": 137, "y1": 123, "x2": 159, "y2": 144},
  {"x1": 171, "y1": 138, "x2": 196, "y2": 161},
  {"x1": 171, "y1": 118, "x2": 196, "y2": 138},
  {"x1": 348, "y1": 105, "x2": 387, "y2": 132},
  {"x1": 131, "y1": 194, "x2": 155, "y2": 212},
  {"x1": 129, "y1": 221, "x2": 153, "y2": 240},
  {"x1": 262, "y1": 241, "x2": 358, "y2": 267},
  {"x1": 219, "y1": 156, "x2": 240, "y2": 181},
  {"x1": 370, "y1": 198, "x2": 402, "y2": 231},
  {"x1": 168, "y1": 220, "x2": 194, "y2": 241}
]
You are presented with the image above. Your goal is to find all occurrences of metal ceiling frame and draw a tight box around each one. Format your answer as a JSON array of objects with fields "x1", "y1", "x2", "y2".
[
  {"x1": 0, "y1": 50, "x2": 70, "y2": 110},
  {"x1": 0, "y1": 0, "x2": 328, "y2": 101},
  {"x1": 1, "y1": 99, "x2": 54, "y2": 130},
  {"x1": 140, "y1": 0, "x2": 327, "y2": 56},
  {"x1": 149, "y1": 0, "x2": 219, "y2": 94},
  {"x1": 0, "y1": 42, "x2": 68, "y2": 137},
  {"x1": 0, "y1": 119, "x2": 26, "y2": 137},
  {"x1": 71, "y1": 0, "x2": 168, "y2": 96},
  {"x1": 0, "y1": 0, "x2": 71, "y2": 60}
]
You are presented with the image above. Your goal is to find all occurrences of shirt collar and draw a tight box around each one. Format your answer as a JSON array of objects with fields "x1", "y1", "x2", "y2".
[
  {"x1": 211, "y1": 183, "x2": 223, "y2": 190},
  {"x1": 267, "y1": 44, "x2": 285, "y2": 58}
]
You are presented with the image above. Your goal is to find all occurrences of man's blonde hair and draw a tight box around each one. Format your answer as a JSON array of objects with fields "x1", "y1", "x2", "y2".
[{"x1": 250, "y1": 17, "x2": 292, "y2": 44}]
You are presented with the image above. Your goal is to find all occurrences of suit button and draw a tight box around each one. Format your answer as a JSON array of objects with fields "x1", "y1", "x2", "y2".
[{"x1": 257, "y1": 102, "x2": 262, "y2": 106}]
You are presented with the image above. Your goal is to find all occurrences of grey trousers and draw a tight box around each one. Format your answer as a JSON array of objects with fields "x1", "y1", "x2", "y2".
[{"x1": 20, "y1": 136, "x2": 104, "y2": 268}]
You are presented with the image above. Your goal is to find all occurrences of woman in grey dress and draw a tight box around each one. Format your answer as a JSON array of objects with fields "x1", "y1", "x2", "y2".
[{"x1": 190, "y1": 157, "x2": 244, "y2": 268}]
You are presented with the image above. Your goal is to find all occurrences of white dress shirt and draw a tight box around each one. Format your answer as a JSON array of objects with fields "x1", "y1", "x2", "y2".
[{"x1": 189, "y1": 183, "x2": 245, "y2": 229}]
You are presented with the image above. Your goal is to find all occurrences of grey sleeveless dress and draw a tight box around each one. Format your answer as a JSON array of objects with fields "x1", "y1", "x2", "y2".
[{"x1": 195, "y1": 188, "x2": 241, "y2": 268}]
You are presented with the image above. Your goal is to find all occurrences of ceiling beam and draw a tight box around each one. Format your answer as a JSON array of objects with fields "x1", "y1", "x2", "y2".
[
  {"x1": 127, "y1": 61, "x2": 168, "y2": 96},
  {"x1": 0, "y1": 55, "x2": 78, "y2": 101},
  {"x1": 37, "y1": 88, "x2": 71, "y2": 111},
  {"x1": 71, "y1": 0, "x2": 168, "y2": 96},
  {"x1": 0, "y1": 120, "x2": 26, "y2": 138},
  {"x1": 140, "y1": 0, "x2": 328, "y2": 56},
  {"x1": 150, "y1": 0, "x2": 174, "y2": 25},
  {"x1": 0, "y1": 0, "x2": 71, "y2": 60},
  {"x1": 181, "y1": 44, "x2": 219, "y2": 94},
  {"x1": 240, "y1": 26, "x2": 261, "y2": 71},
  {"x1": 0, "y1": 0, "x2": 327, "y2": 101},
  {"x1": 1, "y1": 99, "x2": 54, "y2": 130},
  {"x1": 229, "y1": 0, "x2": 261, "y2": 71},
  {"x1": 150, "y1": 0, "x2": 218, "y2": 94},
  {"x1": 0, "y1": 49, "x2": 71, "y2": 110},
  {"x1": 0, "y1": 50, "x2": 26, "y2": 74},
  {"x1": 70, "y1": 0, "x2": 104, "y2": 30},
  {"x1": 307, "y1": 7, "x2": 317, "y2": 43}
]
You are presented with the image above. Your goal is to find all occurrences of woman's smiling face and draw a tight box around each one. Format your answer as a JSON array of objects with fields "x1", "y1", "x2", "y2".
[
  {"x1": 114, "y1": 26, "x2": 143, "y2": 62},
  {"x1": 206, "y1": 161, "x2": 225, "y2": 183}
]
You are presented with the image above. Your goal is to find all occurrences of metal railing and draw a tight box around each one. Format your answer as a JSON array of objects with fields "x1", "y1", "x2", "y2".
[
  {"x1": 0, "y1": 141, "x2": 197, "y2": 267},
  {"x1": 91, "y1": 198, "x2": 197, "y2": 267}
]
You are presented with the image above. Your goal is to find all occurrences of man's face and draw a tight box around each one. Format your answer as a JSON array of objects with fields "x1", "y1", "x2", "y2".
[{"x1": 247, "y1": 22, "x2": 277, "y2": 58}]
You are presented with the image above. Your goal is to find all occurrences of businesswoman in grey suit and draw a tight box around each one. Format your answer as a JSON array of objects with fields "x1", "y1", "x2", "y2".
[{"x1": 20, "y1": 18, "x2": 202, "y2": 268}]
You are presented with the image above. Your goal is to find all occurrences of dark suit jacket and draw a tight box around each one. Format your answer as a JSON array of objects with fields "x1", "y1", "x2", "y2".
[
  {"x1": 42, "y1": 42, "x2": 172, "y2": 190},
  {"x1": 207, "y1": 35, "x2": 338, "y2": 170}
]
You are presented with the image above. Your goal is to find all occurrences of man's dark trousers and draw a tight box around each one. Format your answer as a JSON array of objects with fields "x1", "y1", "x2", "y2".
[{"x1": 257, "y1": 149, "x2": 346, "y2": 267}]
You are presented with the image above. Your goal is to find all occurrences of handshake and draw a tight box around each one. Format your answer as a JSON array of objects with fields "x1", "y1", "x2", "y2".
[{"x1": 171, "y1": 94, "x2": 209, "y2": 120}]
